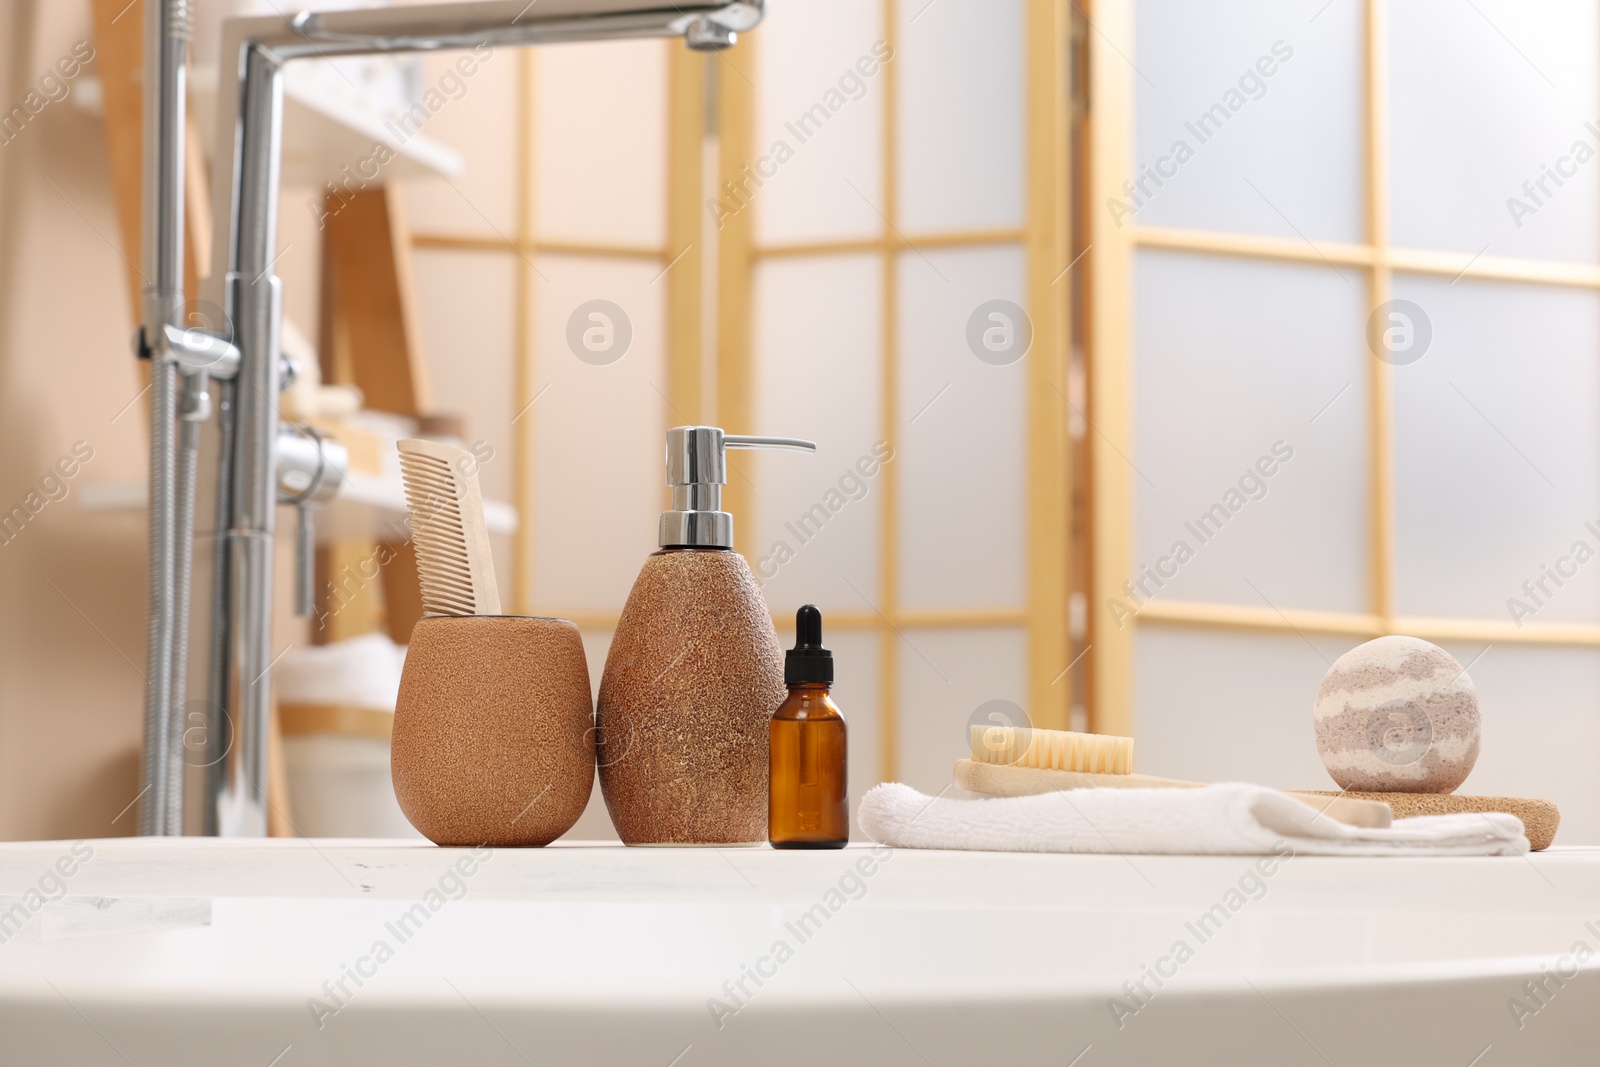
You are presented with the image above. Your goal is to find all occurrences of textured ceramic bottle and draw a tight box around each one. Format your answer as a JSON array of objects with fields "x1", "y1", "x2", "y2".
[{"x1": 596, "y1": 427, "x2": 815, "y2": 845}]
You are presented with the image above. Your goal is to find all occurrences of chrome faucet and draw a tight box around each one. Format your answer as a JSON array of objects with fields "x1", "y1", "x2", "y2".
[{"x1": 138, "y1": 0, "x2": 766, "y2": 836}]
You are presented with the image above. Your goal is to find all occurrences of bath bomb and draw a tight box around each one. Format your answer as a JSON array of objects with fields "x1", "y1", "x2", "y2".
[{"x1": 1312, "y1": 636, "x2": 1480, "y2": 794}]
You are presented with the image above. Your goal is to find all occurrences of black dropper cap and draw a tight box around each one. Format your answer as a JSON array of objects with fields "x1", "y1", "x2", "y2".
[{"x1": 785, "y1": 604, "x2": 834, "y2": 685}]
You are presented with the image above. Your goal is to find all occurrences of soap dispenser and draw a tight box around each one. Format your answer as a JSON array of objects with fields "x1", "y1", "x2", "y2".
[{"x1": 596, "y1": 426, "x2": 815, "y2": 845}]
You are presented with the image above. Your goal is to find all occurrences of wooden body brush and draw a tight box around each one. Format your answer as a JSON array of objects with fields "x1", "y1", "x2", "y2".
[
  {"x1": 957, "y1": 726, "x2": 1393, "y2": 829},
  {"x1": 391, "y1": 438, "x2": 594, "y2": 847}
]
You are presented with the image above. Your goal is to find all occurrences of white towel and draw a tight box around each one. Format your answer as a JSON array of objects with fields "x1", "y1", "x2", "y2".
[
  {"x1": 857, "y1": 782, "x2": 1529, "y2": 856},
  {"x1": 275, "y1": 632, "x2": 407, "y2": 712}
]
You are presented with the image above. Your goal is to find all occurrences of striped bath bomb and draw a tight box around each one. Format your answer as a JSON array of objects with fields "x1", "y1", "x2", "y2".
[{"x1": 1313, "y1": 635, "x2": 1480, "y2": 794}]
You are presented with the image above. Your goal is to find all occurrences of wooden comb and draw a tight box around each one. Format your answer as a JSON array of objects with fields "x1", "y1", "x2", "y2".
[{"x1": 397, "y1": 438, "x2": 501, "y2": 617}]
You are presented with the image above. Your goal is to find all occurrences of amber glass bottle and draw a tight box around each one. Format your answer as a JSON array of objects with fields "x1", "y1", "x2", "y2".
[{"x1": 769, "y1": 605, "x2": 848, "y2": 848}]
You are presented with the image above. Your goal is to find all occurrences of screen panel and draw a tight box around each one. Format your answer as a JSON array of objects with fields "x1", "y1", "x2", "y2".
[
  {"x1": 752, "y1": 254, "x2": 884, "y2": 618},
  {"x1": 1115, "y1": 0, "x2": 1600, "y2": 846},
  {"x1": 752, "y1": 0, "x2": 888, "y2": 246},
  {"x1": 896, "y1": 626, "x2": 1027, "y2": 796},
  {"x1": 895, "y1": 0, "x2": 1025, "y2": 233},
  {"x1": 1391, "y1": 0, "x2": 1600, "y2": 263},
  {"x1": 1132, "y1": 0, "x2": 1364, "y2": 242},
  {"x1": 897, "y1": 245, "x2": 1027, "y2": 611},
  {"x1": 1136, "y1": 625, "x2": 1363, "y2": 789},
  {"x1": 403, "y1": 49, "x2": 520, "y2": 238},
  {"x1": 1393, "y1": 275, "x2": 1600, "y2": 622},
  {"x1": 531, "y1": 255, "x2": 667, "y2": 614},
  {"x1": 411, "y1": 248, "x2": 519, "y2": 503},
  {"x1": 1446, "y1": 642, "x2": 1600, "y2": 843},
  {"x1": 534, "y1": 40, "x2": 668, "y2": 248},
  {"x1": 736, "y1": 0, "x2": 1060, "y2": 791},
  {"x1": 1134, "y1": 250, "x2": 1370, "y2": 613}
]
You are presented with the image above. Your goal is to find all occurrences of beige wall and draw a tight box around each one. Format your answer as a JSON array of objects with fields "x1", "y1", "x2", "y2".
[
  {"x1": 0, "y1": 0, "x2": 325, "y2": 840},
  {"x1": 0, "y1": 0, "x2": 547, "y2": 840},
  {"x1": 0, "y1": 0, "x2": 151, "y2": 840},
  {"x1": 0, "y1": 0, "x2": 521, "y2": 841}
]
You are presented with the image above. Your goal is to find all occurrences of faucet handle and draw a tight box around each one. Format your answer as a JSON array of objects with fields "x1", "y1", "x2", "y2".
[{"x1": 294, "y1": 504, "x2": 315, "y2": 618}]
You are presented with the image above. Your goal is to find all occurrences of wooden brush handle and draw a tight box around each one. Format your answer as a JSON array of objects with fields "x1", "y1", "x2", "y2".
[{"x1": 954, "y1": 760, "x2": 1392, "y2": 829}]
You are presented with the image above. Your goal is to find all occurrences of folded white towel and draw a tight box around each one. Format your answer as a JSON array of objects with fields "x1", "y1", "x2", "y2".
[
  {"x1": 857, "y1": 782, "x2": 1529, "y2": 856},
  {"x1": 275, "y1": 632, "x2": 407, "y2": 712}
]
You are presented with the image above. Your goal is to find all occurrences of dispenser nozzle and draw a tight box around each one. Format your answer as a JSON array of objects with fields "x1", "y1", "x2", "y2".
[
  {"x1": 724, "y1": 435, "x2": 817, "y2": 453},
  {"x1": 659, "y1": 426, "x2": 816, "y2": 548}
]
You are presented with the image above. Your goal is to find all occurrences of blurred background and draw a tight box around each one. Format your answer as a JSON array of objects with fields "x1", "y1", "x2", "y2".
[{"x1": 1, "y1": 0, "x2": 1597, "y2": 843}]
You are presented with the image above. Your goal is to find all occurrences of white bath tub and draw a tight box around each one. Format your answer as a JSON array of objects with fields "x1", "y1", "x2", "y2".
[{"x1": 0, "y1": 839, "x2": 1595, "y2": 1065}]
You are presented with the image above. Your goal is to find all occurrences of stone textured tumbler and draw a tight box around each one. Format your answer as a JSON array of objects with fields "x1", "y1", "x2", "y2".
[
  {"x1": 392, "y1": 615, "x2": 594, "y2": 846},
  {"x1": 596, "y1": 549, "x2": 786, "y2": 845}
]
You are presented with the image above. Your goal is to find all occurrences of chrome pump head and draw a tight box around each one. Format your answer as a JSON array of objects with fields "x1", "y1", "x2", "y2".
[{"x1": 660, "y1": 426, "x2": 815, "y2": 548}]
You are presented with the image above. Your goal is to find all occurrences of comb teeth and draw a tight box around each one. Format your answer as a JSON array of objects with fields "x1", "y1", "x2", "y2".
[
  {"x1": 398, "y1": 440, "x2": 500, "y2": 617},
  {"x1": 969, "y1": 725, "x2": 1135, "y2": 775}
]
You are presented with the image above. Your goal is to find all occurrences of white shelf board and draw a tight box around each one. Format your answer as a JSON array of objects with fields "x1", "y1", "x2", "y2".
[
  {"x1": 77, "y1": 474, "x2": 516, "y2": 543},
  {"x1": 75, "y1": 70, "x2": 462, "y2": 188},
  {"x1": 321, "y1": 470, "x2": 518, "y2": 541}
]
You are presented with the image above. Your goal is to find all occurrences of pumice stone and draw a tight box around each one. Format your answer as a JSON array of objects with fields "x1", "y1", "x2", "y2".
[{"x1": 1312, "y1": 635, "x2": 1481, "y2": 794}]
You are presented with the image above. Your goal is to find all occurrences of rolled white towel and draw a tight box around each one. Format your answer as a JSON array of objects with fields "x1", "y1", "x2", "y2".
[
  {"x1": 857, "y1": 782, "x2": 1529, "y2": 857},
  {"x1": 275, "y1": 632, "x2": 407, "y2": 712}
]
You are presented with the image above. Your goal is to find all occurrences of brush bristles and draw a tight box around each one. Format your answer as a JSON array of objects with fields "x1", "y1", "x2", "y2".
[
  {"x1": 969, "y1": 725, "x2": 1135, "y2": 775},
  {"x1": 398, "y1": 443, "x2": 499, "y2": 617}
]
